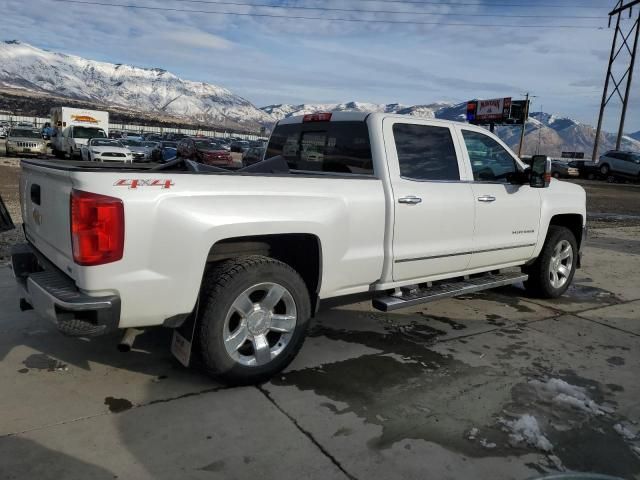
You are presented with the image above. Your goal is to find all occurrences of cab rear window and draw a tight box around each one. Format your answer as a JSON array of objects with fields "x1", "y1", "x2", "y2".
[{"x1": 266, "y1": 121, "x2": 373, "y2": 175}]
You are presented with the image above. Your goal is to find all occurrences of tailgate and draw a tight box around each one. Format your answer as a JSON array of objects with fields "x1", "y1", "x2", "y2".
[{"x1": 21, "y1": 162, "x2": 76, "y2": 276}]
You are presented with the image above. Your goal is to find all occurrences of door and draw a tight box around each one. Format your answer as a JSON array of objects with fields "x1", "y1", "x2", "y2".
[
  {"x1": 619, "y1": 153, "x2": 638, "y2": 175},
  {"x1": 384, "y1": 119, "x2": 476, "y2": 282},
  {"x1": 457, "y1": 127, "x2": 541, "y2": 270},
  {"x1": 608, "y1": 152, "x2": 623, "y2": 174}
]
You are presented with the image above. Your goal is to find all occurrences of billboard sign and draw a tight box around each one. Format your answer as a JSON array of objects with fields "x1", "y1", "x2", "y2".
[{"x1": 476, "y1": 97, "x2": 512, "y2": 122}]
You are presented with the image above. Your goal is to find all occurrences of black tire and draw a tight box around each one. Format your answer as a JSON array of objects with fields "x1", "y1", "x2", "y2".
[
  {"x1": 197, "y1": 255, "x2": 311, "y2": 385},
  {"x1": 524, "y1": 226, "x2": 578, "y2": 298},
  {"x1": 599, "y1": 164, "x2": 610, "y2": 175},
  {"x1": 552, "y1": 172, "x2": 560, "y2": 179}
]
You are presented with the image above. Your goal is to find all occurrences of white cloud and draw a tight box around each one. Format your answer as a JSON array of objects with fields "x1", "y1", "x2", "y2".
[
  {"x1": 160, "y1": 31, "x2": 232, "y2": 50},
  {"x1": 1, "y1": 0, "x2": 638, "y2": 130}
]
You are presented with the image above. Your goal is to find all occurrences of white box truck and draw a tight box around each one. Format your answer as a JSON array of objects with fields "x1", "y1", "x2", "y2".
[{"x1": 50, "y1": 107, "x2": 109, "y2": 159}]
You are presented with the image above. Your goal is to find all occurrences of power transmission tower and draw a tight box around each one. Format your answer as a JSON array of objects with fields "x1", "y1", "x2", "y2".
[{"x1": 592, "y1": 0, "x2": 640, "y2": 161}]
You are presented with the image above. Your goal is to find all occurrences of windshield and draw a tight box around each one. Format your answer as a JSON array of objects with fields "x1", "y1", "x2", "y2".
[
  {"x1": 10, "y1": 129, "x2": 41, "y2": 139},
  {"x1": 142, "y1": 141, "x2": 158, "y2": 147},
  {"x1": 73, "y1": 127, "x2": 106, "y2": 139},
  {"x1": 91, "y1": 139, "x2": 123, "y2": 147},
  {"x1": 122, "y1": 139, "x2": 143, "y2": 147},
  {"x1": 195, "y1": 140, "x2": 220, "y2": 149}
]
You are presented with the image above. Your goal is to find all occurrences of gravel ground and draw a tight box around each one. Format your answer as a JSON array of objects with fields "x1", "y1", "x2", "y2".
[{"x1": 0, "y1": 157, "x2": 23, "y2": 265}]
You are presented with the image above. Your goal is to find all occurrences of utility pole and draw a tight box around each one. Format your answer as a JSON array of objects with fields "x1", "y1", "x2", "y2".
[
  {"x1": 517, "y1": 93, "x2": 530, "y2": 157},
  {"x1": 592, "y1": 0, "x2": 640, "y2": 160},
  {"x1": 536, "y1": 104, "x2": 543, "y2": 155}
]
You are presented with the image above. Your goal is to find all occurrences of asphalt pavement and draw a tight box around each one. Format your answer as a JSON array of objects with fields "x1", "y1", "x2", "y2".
[{"x1": 1, "y1": 224, "x2": 640, "y2": 479}]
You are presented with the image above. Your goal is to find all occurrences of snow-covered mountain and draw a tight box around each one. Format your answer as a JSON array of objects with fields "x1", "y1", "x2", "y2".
[
  {"x1": 262, "y1": 102, "x2": 640, "y2": 156},
  {"x1": 262, "y1": 101, "x2": 461, "y2": 122},
  {"x1": 0, "y1": 40, "x2": 273, "y2": 129},
  {"x1": 1, "y1": 40, "x2": 638, "y2": 153}
]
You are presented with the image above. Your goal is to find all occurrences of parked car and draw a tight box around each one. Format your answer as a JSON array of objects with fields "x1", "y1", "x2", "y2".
[
  {"x1": 210, "y1": 140, "x2": 231, "y2": 151},
  {"x1": 230, "y1": 140, "x2": 251, "y2": 153},
  {"x1": 163, "y1": 132, "x2": 188, "y2": 141},
  {"x1": 598, "y1": 150, "x2": 640, "y2": 181},
  {"x1": 12, "y1": 112, "x2": 586, "y2": 384},
  {"x1": 0, "y1": 125, "x2": 7, "y2": 139},
  {"x1": 550, "y1": 160, "x2": 580, "y2": 179},
  {"x1": 566, "y1": 160, "x2": 599, "y2": 180},
  {"x1": 80, "y1": 138, "x2": 133, "y2": 163},
  {"x1": 142, "y1": 133, "x2": 162, "y2": 142},
  {"x1": 5, "y1": 127, "x2": 47, "y2": 157},
  {"x1": 150, "y1": 140, "x2": 179, "y2": 162},
  {"x1": 242, "y1": 146, "x2": 265, "y2": 167},
  {"x1": 121, "y1": 138, "x2": 153, "y2": 162},
  {"x1": 177, "y1": 137, "x2": 233, "y2": 167}
]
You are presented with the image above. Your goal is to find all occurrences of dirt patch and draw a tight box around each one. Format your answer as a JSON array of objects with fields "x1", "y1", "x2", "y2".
[{"x1": 0, "y1": 161, "x2": 23, "y2": 265}]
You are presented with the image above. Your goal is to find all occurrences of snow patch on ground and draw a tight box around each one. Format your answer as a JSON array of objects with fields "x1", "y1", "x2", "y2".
[
  {"x1": 529, "y1": 378, "x2": 610, "y2": 416},
  {"x1": 614, "y1": 423, "x2": 637, "y2": 440},
  {"x1": 501, "y1": 414, "x2": 553, "y2": 452}
]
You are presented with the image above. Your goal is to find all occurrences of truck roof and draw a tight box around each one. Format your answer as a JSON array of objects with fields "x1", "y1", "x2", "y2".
[{"x1": 277, "y1": 111, "x2": 467, "y2": 127}]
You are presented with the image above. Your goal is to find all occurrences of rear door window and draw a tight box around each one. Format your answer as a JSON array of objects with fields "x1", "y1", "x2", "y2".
[
  {"x1": 266, "y1": 121, "x2": 373, "y2": 175},
  {"x1": 392, "y1": 123, "x2": 460, "y2": 181}
]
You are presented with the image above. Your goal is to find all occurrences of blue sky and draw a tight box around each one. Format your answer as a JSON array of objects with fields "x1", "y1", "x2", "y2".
[{"x1": 3, "y1": 0, "x2": 639, "y2": 131}]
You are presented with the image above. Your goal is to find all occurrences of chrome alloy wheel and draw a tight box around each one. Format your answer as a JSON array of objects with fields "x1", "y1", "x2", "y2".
[
  {"x1": 223, "y1": 282, "x2": 297, "y2": 367},
  {"x1": 549, "y1": 239, "x2": 573, "y2": 289}
]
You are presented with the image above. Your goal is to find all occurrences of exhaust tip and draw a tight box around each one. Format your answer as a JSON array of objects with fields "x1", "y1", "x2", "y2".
[{"x1": 117, "y1": 328, "x2": 143, "y2": 353}]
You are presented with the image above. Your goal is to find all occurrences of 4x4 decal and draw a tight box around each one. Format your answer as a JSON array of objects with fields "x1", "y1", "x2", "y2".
[{"x1": 114, "y1": 179, "x2": 174, "y2": 189}]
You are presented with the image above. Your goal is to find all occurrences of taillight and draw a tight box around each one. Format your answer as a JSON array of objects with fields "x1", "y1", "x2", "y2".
[
  {"x1": 303, "y1": 112, "x2": 332, "y2": 122},
  {"x1": 70, "y1": 189, "x2": 124, "y2": 266}
]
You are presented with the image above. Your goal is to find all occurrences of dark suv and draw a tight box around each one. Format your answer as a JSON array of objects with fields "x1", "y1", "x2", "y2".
[{"x1": 177, "y1": 137, "x2": 233, "y2": 167}]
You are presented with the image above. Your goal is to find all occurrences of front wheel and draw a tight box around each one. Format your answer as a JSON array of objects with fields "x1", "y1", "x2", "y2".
[
  {"x1": 524, "y1": 226, "x2": 578, "y2": 298},
  {"x1": 197, "y1": 256, "x2": 311, "y2": 385},
  {"x1": 600, "y1": 164, "x2": 610, "y2": 175}
]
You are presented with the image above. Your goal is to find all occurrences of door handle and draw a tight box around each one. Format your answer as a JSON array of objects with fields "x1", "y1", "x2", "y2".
[
  {"x1": 477, "y1": 195, "x2": 496, "y2": 203},
  {"x1": 398, "y1": 196, "x2": 422, "y2": 205}
]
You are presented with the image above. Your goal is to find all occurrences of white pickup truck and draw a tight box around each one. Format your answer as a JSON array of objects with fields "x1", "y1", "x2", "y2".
[{"x1": 11, "y1": 112, "x2": 586, "y2": 384}]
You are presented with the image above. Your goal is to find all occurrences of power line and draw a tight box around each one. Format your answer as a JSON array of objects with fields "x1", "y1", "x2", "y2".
[
  {"x1": 50, "y1": 0, "x2": 607, "y2": 28},
  {"x1": 346, "y1": 0, "x2": 610, "y2": 9},
  {"x1": 170, "y1": 0, "x2": 606, "y2": 19}
]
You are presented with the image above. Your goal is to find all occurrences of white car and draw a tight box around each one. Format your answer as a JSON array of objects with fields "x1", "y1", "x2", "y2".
[
  {"x1": 81, "y1": 138, "x2": 133, "y2": 163},
  {"x1": 12, "y1": 112, "x2": 586, "y2": 384}
]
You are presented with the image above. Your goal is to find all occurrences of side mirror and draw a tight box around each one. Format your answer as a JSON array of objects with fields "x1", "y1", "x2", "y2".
[{"x1": 529, "y1": 155, "x2": 551, "y2": 188}]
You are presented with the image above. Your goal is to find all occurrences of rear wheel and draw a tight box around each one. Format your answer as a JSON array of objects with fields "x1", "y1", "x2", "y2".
[
  {"x1": 524, "y1": 226, "x2": 577, "y2": 298},
  {"x1": 197, "y1": 255, "x2": 311, "y2": 385}
]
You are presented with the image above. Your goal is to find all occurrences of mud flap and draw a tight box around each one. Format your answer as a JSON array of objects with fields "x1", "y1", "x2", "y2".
[
  {"x1": 0, "y1": 195, "x2": 15, "y2": 233},
  {"x1": 170, "y1": 304, "x2": 199, "y2": 367}
]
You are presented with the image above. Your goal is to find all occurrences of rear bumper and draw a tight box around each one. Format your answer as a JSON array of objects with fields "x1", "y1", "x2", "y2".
[{"x1": 11, "y1": 243, "x2": 121, "y2": 335}]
